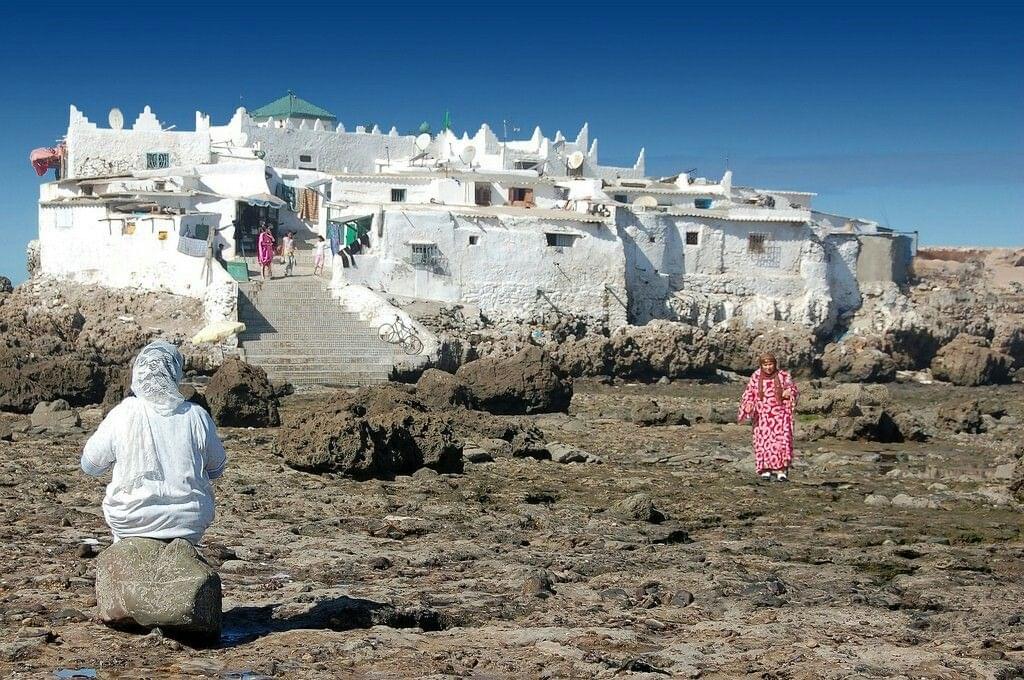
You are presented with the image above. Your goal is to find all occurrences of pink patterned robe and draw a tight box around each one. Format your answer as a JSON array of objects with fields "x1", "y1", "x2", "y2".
[{"x1": 737, "y1": 369, "x2": 798, "y2": 473}]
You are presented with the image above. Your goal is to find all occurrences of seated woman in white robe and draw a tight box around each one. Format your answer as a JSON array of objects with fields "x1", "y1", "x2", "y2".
[{"x1": 81, "y1": 341, "x2": 227, "y2": 544}]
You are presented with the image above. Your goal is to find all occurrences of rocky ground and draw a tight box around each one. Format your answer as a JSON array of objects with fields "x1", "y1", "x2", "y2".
[{"x1": 1, "y1": 377, "x2": 1022, "y2": 679}]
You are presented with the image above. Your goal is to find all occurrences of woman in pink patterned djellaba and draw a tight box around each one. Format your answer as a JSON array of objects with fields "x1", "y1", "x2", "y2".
[{"x1": 737, "y1": 352, "x2": 798, "y2": 481}]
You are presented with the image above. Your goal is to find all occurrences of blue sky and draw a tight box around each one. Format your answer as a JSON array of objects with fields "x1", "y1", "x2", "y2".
[{"x1": 1, "y1": 1, "x2": 1021, "y2": 283}]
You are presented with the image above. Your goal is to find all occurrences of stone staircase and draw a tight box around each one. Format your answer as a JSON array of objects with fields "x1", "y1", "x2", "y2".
[{"x1": 236, "y1": 274, "x2": 398, "y2": 387}]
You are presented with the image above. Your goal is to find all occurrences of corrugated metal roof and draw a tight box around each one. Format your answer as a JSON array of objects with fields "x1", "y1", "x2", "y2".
[{"x1": 250, "y1": 92, "x2": 337, "y2": 121}]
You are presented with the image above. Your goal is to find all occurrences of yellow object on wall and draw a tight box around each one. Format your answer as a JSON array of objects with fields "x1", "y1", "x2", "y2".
[{"x1": 157, "y1": 231, "x2": 168, "y2": 241}]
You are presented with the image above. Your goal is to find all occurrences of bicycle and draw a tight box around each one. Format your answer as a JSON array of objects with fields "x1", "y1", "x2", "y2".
[{"x1": 377, "y1": 317, "x2": 424, "y2": 355}]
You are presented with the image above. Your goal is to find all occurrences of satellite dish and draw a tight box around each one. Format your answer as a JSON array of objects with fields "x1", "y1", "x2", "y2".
[
  {"x1": 108, "y1": 108, "x2": 124, "y2": 130},
  {"x1": 415, "y1": 133, "x2": 431, "y2": 151},
  {"x1": 632, "y1": 195, "x2": 658, "y2": 210},
  {"x1": 233, "y1": 132, "x2": 250, "y2": 147},
  {"x1": 459, "y1": 145, "x2": 477, "y2": 165},
  {"x1": 567, "y1": 151, "x2": 585, "y2": 170}
]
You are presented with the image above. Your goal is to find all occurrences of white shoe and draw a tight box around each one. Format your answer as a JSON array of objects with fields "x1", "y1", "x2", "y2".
[
  {"x1": 775, "y1": 471, "x2": 789, "y2": 482},
  {"x1": 759, "y1": 472, "x2": 771, "y2": 480}
]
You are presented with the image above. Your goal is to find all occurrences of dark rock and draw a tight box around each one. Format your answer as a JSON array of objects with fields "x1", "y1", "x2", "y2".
[
  {"x1": 205, "y1": 359, "x2": 280, "y2": 427},
  {"x1": 0, "y1": 351, "x2": 106, "y2": 413},
  {"x1": 522, "y1": 572, "x2": 555, "y2": 598},
  {"x1": 456, "y1": 345, "x2": 572, "y2": 415},
  {"x1": 931, "y1": 334, "x2": 1011, "y2": 386},
  {"x1": 613, "y1": 493, "x2": 665, "y2": 523},
  {"x1": 75, "y1": 543, "x2": 97, "y2": 559},
  {"x1": 178, "y1": 384, "x2": 210, "y2": 413},
  {"x1": 630, "y1": 399, "x2": 689, "y2": 427},
  {"x1": 369, "y1": 556, "x2": 392, "y2": 570},
  {"x1": 415, "y1": 369, "x2": 476, "y2": 409},
  {"x1": 276, "y1": 386, "x2": 463, "y2": 478},
  {"x1": 95, "y1": 537, "x2": 221, "y2": 638},
  {"x1": 670, "y1": 590, "x2": 695, "y2": 607},
  {"x1": 937, "y1": 399, "x2": 984, "y2": 434},
  {"x1": 0, "y1": 277, "x2": 12, "y2": 294},
  {"x1": 819, "y1": 338, "x2": 897, "y2": 383}
]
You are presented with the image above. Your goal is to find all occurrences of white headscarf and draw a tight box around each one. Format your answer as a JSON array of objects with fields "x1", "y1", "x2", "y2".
[
  {"x1": 131, "y1": 340, "x2": 185, "y2": 414},
  {"x1": 119, "y1": 341, "x2": 186, "y2": 492}
]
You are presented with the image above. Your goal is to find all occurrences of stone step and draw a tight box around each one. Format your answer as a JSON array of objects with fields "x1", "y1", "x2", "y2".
[
  {"x1": 246, "y1": 355, "x2": 395, "y2": 366},
  {"x1": 265, "y1": 370, "x2": 392, "y2": 383}
]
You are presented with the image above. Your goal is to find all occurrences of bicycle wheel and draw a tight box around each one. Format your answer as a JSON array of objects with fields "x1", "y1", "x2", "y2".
[
  {"x1": 378, "y1": 323, "x2": 397, "y2": 344},
  {"x1": 403, "y1": 335, "x2": 424, "y2": 356}
]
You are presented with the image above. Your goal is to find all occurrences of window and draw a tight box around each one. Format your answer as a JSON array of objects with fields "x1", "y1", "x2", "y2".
[
  {"x1": 468, "y1": 235, "x2": 479, "y2": 246},
  {"x1": 694, "y1": 198, "x2": 713, "y2": 209},
  {"x1": 546, "y1": 233, "x2": 578, "y2": 248},
  {"x1": 686, "y1": 231, "x2": 699, "y2": 245},
  {"x1": 299, "y1": 154, "x2": 312, "y2": 163},
  {"x1": 146, "y1": 152, "x2": 169, "y2": 169},
  {"x1": 513, "y1": 160, "x2": 539, "y2": 170},
  {"x1": 297, "y1": 153, "x2": 316, "y2": 170},
  {"x1": 508, "y1": 187, "x2": 534, "y2": 206},
  {"x1": 391, "y1": 188, "x2": 406, "y2": 203},
  {"x1": 614, "y1": 194, "x2": 627, "y2": 203},
  {"x1": 475, "y1": 183, "x2": 492, "y2": 206},
  {"x1": 748, "y1": 232, "x2": 767, "y2": 254},
  {"x1": 410, "y1": 242, "x2": 439, "y2": 266}
]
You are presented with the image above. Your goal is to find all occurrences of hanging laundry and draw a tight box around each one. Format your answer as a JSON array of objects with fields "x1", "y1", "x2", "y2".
[{"x1": 298, "y1": 188, "x2": 319, "y2": 222}]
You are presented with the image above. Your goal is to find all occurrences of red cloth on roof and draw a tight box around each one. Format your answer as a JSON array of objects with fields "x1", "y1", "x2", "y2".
[{"x1": 30, "y1": 146, "x2": 63, "y2": 176}]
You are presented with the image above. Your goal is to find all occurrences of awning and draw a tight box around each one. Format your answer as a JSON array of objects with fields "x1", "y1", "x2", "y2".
[
  {"x1": 283, "y1": 177, "x2": 332, "y2": 190},
  {"x1": 242, "y1": 192, "x2": 286, "y2": 208}
]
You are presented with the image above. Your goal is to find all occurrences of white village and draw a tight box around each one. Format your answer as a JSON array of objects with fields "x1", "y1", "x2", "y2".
[{"x1": 31, "y1": 92, "x2": 914, "y2": 386}]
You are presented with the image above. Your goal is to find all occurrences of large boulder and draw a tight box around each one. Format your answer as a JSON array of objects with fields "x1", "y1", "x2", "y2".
[
  {"x1": 931, "y1": 334, "x2": 1011, "y2": 386},
  {"x1": 276, "y1": 385, "x2": 463, "y2": 478},
  {"x1": 818, "y1": 337, "x2": 896, "y2": 383},
  {"x1": 415, "y1": 369, "x2": 476, "y2": 409},
  {"x1": 552, "y1": 321, "x2": 715, "y2": 381},
  {"x1": 205, "y1": 359, "x2": 280, "y2": 427},
  {"x1": 456, "y1": 346, "x2": 571, "y2": 415},
  {"x1": 95, "y1": 537, "x2": 221, "y2": 639},
  {"x1": 798, "y1": 383, "x2": 913, "y2": 443},
  {"x1": 0, "y1": 351, "x2": 106, "y2": 413},
  {"x1": 710, "y1": 321, "x2": 817, "y2": 376},
  {"x1": 936, "y1": 399, "x2": 984, "y2": 434}
]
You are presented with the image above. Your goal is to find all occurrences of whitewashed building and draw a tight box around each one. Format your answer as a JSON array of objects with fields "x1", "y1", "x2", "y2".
[{"x1": 32, "y1": 93, "x2": 913, "y2": 334}]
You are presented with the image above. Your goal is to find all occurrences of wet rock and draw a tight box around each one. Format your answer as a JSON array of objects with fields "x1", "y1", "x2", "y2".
[
  {"x1": 456, "y1": 346, "x2": 571, "y2": 415},
  {"x1": 819, "y1": 338, "x2": 897, "y2": 383},
  {"x1": 29, "y1": 399, "x2": 81, "y2": 432},
  {"x1": 205, "y1": 359, "x2": 280, "y2": 427},
  {"x1": 415, "y1": 369, "x2": 475, "y2": 409},
  {"x1": 613, "y1": 493, "x2": 665, "y2": 523},
  {"x1": 931, "y1": 334, "x2": 1011, "y2": 386},
  {"x1": 95, "y1": 537, "x2": 222, "y2": 638}
]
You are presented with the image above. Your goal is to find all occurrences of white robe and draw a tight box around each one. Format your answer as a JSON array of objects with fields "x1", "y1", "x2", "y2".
[{"x1": 81, "y1": 397, "x2": 227, "y2": 544}]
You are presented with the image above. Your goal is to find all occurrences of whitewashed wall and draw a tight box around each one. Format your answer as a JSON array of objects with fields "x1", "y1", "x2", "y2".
[
  {"x1": 334, "y1": 210, "x2": 627, "y2": 327},
  {"x1": 37, "y1": 200, "x2": 236, "y2": 317}
]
